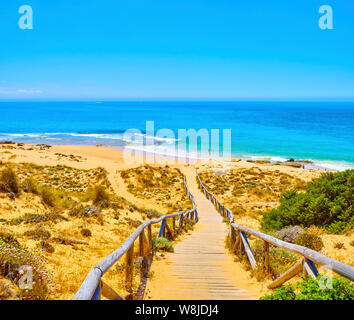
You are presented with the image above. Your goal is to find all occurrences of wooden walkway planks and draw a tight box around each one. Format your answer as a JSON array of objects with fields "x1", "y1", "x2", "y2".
[{"x1": 145, "y1": 168, "x2": 256, "y2": 300}]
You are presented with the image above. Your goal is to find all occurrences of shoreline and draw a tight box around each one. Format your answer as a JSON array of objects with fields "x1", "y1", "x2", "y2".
[{"x1": 1, "y1": 140, "x2": 350, "y2": 172}]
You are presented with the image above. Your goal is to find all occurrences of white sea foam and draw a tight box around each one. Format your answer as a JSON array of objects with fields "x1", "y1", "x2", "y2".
[
  {"x1": 133, "y1": 133, "x2": 180, "y2": 144},
  {"x1": 1, "y1": 132, "x2": 353, "y2": 171}
]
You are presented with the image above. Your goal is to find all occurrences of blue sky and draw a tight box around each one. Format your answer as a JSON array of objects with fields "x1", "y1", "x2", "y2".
[{"x1": 0, "y1": 0, "x2": 353, "y2": 100}]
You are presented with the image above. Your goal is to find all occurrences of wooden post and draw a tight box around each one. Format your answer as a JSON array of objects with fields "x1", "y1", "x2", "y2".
[
  {"x1": 139, "y1": 231, "x2": 144, "y2": 257},
  {"x1": 101, "y1": 280, "x2": 124, "y2": 300},
  {"x1": 148, "y1": 224, "x2": 153, "y2": 257},
  {"x1": 125, "y1": 245, "x2": 134, "y2": 293},
  {"x1": 230, "y1": 226, "x2": 236, "y2": 243},
  {"x1": 238, "y1": 230, "x2": 244, "y2": 255},
  {"x1": 179, "y1": 214, "x2": 184, "y2": 229},
  {"x1": 172, "y1": 217, "x2": 176, "y2": 232},
  {"x1": 230, "y1": 226, "x2": 236, "y2": 253},
  {"x1": 240, "y1": 232, "x2": 257, "y2": 269},
  {"x1": 268, "y1": 260, "x2": 303, "y2": 289},
  {"x1": 303, "y1": 259, "x2": 319, "y2": 279},
  {"x1": 158, "y1": 219, "x2": 166, "y2": 238},
  {"x1": 263, "y1": 241, "x2": 270, "y2": 273}
]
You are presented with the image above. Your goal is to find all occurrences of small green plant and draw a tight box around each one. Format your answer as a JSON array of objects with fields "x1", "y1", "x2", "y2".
[
  {"x1": 261, "y1": 276, "x2": 354, "y2": 300},
  {"x1": 10, "y1": 217, "x2": 24, "y2": 225},
  {"x1": 81, "y1": 228, "x2": 92, "y2": 237},
  {"x1": 152, "y1": 237, "x2": 174, "y2": 252},
  {"x1": 294, "y1": 232, "x2": 324, "y2": 252}
]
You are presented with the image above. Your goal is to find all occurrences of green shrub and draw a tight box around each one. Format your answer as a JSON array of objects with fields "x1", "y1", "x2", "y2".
[
  {"x1": 0, "y1": 167, "x2": 19, "y2": 194},
  {"x1": 261, "y1": 276, "x2": 354, "y2": 300},
  {"x1": 10, "y1": 217, "x2": 24, "y2": 225},
  {"x1": 260, "y1": 284, "x2": 296, "y2": 300},
  {"x1": 152, "y1": 237, "x2": 174, "y2": 252},
  {"x1": 261, "y1": 170, "x2": 354, "y2": 234},
  {"x1": 294, "y1": 232, "x2": 324, "y2": 251}
]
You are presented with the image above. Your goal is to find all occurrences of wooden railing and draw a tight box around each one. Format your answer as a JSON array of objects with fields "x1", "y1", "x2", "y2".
[
  {"x1": 196, "y1": 170, "x2": 354, "y2": 287},
  {"x1": 73, "y1": 175, "x2": 198, "y2": 300}
]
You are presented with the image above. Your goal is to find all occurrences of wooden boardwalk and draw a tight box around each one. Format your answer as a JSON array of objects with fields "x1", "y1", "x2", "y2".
[
  {"x1": 145, "y1": 168, "x2": 256, "y2": 300},
  {"x1": 75, "y1": 166, "x2": 354, "y2": 300}
]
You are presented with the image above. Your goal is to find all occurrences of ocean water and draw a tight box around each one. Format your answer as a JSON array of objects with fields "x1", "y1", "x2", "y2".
[{"x1": 0, "y1": 101, "x2": 353, "y2": 170}]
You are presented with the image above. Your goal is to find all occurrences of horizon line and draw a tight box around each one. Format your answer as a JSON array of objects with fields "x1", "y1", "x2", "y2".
[{"x1": 1, "y1": 97, "x2": 354, "y2": 103}]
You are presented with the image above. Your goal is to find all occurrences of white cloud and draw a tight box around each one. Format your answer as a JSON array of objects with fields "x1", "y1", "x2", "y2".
[{"x1": 16, "y1": 89, "x2": 42, "y2": 94}]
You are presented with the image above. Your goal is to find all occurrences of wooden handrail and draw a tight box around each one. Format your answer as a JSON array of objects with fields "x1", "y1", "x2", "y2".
[
  {"x1": 196, "y1": 170, "x2": 354, "y2": 282},
  {"x1": 73, "y1": 174, "x2": 198, "y2": 300}
]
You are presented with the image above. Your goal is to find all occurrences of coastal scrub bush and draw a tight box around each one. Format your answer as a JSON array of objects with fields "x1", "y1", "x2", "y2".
[
  {"x1": 0, "y1": 167, "x2": 19, "y2": 194},
  {"x1": 152, "y1": 237, "x2": 174, "y2": 252},
  {"x1": 294, "y1": 232, "x2": 324, "y2": 251},
  {"x1": 0, "y1": 238, "x2": 53, "y2": 300},
  {"x1": 80, "y1": 228, "x2": 92, "y2": 237},
  {"x1": 261, "y1": 170, "x2": 354, "y2": 234},
  {"x1": 24, "y1": 178, "x2": 40, "y2": 195},
  {"x1": 39, "y1": 241, "x2": 55, "y2": 253},
  {"x1": 92, "y1": 185, "x2": 109, "y2": 204},
  {"x1": 40, "y1": 186, "x2": 58, "y2": 207},
  {"x1": 0, "y1": 232, "x2": 20, "y2": 247},
  {"x1": 24, "y1": 228, "x2": 51, "y2": 240},
  {"x1": 260, "y1": 284, "x2": 296, "y2": 300},
  {"x1": 260, "y1": 276, "x2": 354, "y2": 300},
  {"x1": 275, "y1": 226, "x2": 304, "y2": 243},
  {"x1": 145, "y1": 209, "x2": 162, "y2": 219}
]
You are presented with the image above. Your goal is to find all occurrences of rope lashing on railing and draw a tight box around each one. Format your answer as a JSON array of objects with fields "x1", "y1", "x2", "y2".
[
  {"x1": 73, "y1": 174, "x2": 199, "y2": 300},
  {"x1": 196, "y1": 169, "x2": 354, "y2": 283}
]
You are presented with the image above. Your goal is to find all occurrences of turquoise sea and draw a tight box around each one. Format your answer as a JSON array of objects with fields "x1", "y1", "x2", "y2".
[{"x1": 0, "y1": 101, "x2": 353, "y2": 170}]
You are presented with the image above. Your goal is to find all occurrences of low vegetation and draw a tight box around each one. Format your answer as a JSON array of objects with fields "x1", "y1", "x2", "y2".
[
  {"x1": 0, "y1": 159, "x2": 196, "y2": 300},
  {"x1": 120, "y1": 165, "x2": 193, "y2": 214},
  {"x1": 0, "y1": 167, "x2": 19, "y2": 194},
  {"x1": 261, "y1": 170, "x2": 354, "y2": 234},
  {"x1": 0, "y1": 237, "x2": 53, "y2": 299},
  {"x1": 260, "y1": 276, "x2": 354, "y2": 300},
  {"x1": 199, "y1": 167, "x2": 309, "y2": 220},
  {"x1": 152, "y1": 237, "x2": 174, "y2": 252}
]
